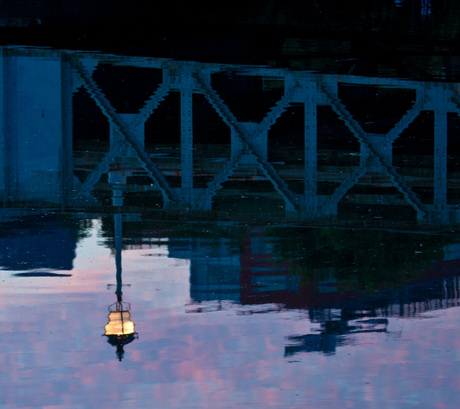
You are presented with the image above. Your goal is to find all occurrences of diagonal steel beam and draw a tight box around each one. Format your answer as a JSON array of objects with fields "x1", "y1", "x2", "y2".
[
  {"x1": 74, "y1": 141, "x2": 126, "y2": 197},
  {"x1": 131, "y1": 83, "x2": 171, "y2": 128},
  {"x1": 386, "y1": 97, "x2": 424, "y2": 143},
  {"x1": 71, "y1": 57, "x2": 180, "y2": 205},
  {"x1": 196, "y1": 153, "x2": 244, "y2": 208},
  {"x1": 320, "y1": 86, "x2": 427, "y2": 218},
  {"x1": 256, "y1": 84, "x2": 300, "y2": 136},
  {"x1": 320, "y1": 166, "x2": 368, "y2": 214},
  {"x1": 196, "y1": 74, "x2": 301, "y2": 212}
]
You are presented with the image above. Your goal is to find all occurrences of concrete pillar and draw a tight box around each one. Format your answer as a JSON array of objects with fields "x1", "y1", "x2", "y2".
[
  {"x1": 3, "y1": 54, "x2": 65, "y2": 205},
  {"x1": 0, "y1": 49, "x2": 5, "y2": 207},
  {"x1": 2, "y1": 53, "x2": 18, "y2": 203}
]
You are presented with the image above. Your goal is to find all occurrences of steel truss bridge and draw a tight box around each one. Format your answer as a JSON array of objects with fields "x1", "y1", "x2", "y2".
[{"x1": 1, "y1": 47, "x2": 460, "y2": 224}]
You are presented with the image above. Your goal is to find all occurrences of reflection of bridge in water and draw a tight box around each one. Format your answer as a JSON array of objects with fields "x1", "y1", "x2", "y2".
[{"x1": 2, "y1": 47, "x2": 460, "y2": 224}]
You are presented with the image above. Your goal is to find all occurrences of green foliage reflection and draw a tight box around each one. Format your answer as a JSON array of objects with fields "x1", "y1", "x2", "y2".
[{"x1": 266, "y1": 227, "x2": 455, "y2": 291}]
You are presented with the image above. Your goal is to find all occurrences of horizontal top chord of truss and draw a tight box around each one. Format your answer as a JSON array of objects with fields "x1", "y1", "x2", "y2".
[{"x1": 6, "y1": 45, "x2": 459, "y2": 88}]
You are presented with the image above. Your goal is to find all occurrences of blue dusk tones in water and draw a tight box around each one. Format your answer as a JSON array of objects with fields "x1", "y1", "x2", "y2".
[{"x1": 1, "y1": 43, "x2": 460, "y2": 409}]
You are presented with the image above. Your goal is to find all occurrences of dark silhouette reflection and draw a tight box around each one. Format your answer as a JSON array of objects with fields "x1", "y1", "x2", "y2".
[
  {"x1": 105, "y1": 333, "x2": 137, "y2": 362},
  {"x1": 104, "y1": 213, "x2": 138, "y2": 361},
  {"x1": 0, "y1": 215, "x2": 79, "y2": 271},
  {"x1": 285, "y1": 317, "x2": 389, "y2": 357},
  {"x1": 283, "y1": 273, "x2": 460, "y2": 357},
  {"x1": 13, "y1": 272, "x2": 72, "y2": 277}
]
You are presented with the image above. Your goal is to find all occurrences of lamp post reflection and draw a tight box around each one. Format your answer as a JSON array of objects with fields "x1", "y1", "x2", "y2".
[{"x1": 104, "y1": 212, "x2": 138, "y2": 361}]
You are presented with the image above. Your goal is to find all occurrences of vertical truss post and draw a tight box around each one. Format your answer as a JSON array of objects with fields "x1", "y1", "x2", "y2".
[
  {"x1": 322, "y1": 77, "x2": 339, "y2": 99},
  {"x1": 61, "y1": 53, "x2": 74, "y2": 208},
  {"x1": 433, "y1": 87, "x2": 448, "y2": 210},
  {"x1": 304, "y1": 80, "x2": 318, "y2": 214},
  {"x1": 181, "y1": 71, "x2": 194, "y2": 205}
]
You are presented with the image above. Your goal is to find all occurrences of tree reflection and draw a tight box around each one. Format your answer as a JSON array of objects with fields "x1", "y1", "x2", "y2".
[{"x1": 267, "y1": 227, "x2": 454, "y2": 291}]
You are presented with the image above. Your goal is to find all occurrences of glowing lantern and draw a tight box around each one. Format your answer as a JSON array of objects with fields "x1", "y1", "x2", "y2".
[
  {"x1": 104, "y1": 301, "x2": 138, "y2": 361},
  {"x1": 104, "y1": 302, "x2": 136, "y2": 337}
]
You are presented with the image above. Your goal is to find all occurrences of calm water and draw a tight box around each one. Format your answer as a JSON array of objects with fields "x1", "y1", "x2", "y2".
[
  {"x1": 1, "y1": 214, "x2": 460, "y2": 408},
  {"x1": 1, "y1": 43, "x2": 460, "y2": 408}
]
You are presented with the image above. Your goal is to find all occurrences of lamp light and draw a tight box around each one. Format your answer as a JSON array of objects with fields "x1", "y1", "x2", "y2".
[{"x1": 104, "y1": 300, "x2": 137, "y2": 361}]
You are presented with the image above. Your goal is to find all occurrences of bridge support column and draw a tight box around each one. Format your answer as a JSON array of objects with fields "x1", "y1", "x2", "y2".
[
  {"x1": 2, "y1": 53, "x2": 18, "y2": 204},
  {"x1": 0, "y1": 49, "x2": 6, "y2": 206}
]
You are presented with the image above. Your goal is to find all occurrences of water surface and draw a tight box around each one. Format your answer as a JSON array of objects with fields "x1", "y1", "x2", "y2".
[{"x1": 1, "y1": 44, "x2": 460, "y2": 408}]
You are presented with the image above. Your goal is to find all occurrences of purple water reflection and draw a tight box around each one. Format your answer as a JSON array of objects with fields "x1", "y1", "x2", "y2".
[{"x1": 1, "y1": 218, "x2": 460, "y2": 409}]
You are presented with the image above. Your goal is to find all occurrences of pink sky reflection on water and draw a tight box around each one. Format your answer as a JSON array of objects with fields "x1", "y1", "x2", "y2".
[{"x1": 1, "y1": 221, "x2": 460, "y2": 408}]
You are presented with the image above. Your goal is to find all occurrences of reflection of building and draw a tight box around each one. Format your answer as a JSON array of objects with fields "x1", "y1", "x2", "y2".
[
  {"x1": 168, "y1": 236, "x2": 242, "y2": 302},
  {"x1": 175, "y1": 225, "x2": 460, "y2": 356},
  {"x1": 166, "y1": 224, "x2": 460, "y2": 356},
  {"x1": 0, "y1": 217, "x2": 77, "y2": 271},
  {"x1": 166, "y1": 230, "x2": 300, "y2": 304},
  {"x1": 240, "y1": 232, "x2": 299, "y2": 302}
]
